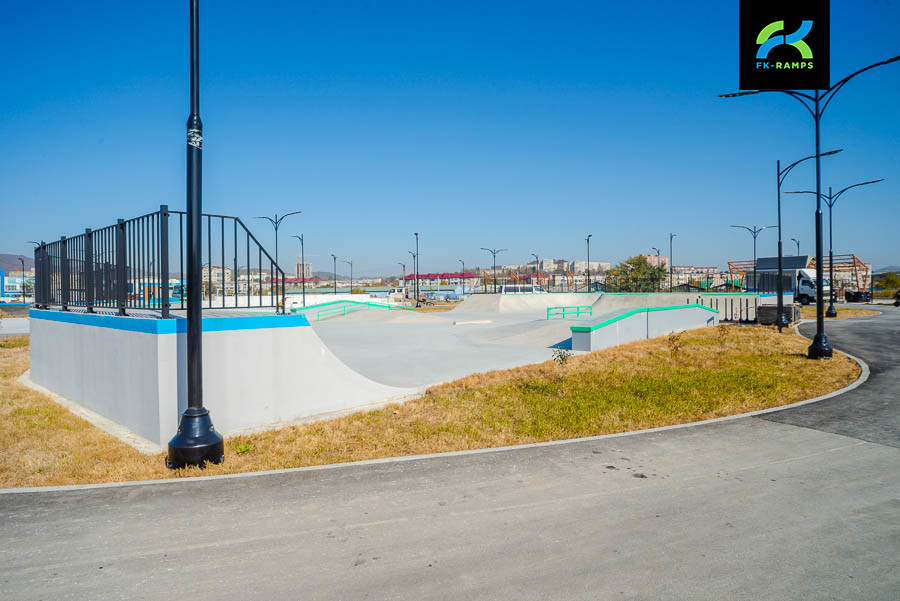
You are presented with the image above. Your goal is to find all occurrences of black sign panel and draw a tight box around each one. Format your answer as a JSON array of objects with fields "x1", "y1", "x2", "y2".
[{"x1": 739, "y1": 0, "x2": 830, "y2": 90}]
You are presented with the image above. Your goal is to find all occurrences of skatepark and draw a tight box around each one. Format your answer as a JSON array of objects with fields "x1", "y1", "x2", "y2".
[{"x1": 24, "y1": 291, "x2": 742, "y2": 450}]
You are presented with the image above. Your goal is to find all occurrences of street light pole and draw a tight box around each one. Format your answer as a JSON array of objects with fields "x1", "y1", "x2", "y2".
[
  {"x1": 531, "y1": 253, "x2": 540, "y2": 290},
  {"x1": 407, "y1": 251, "x2": 417, "y2": 301},
  {"x1": 791, "y1": 238, "x2": 800, "y2": 256},
  {"x1": 413, "y1": 233, "x2": 420, "y2": 307},
  {"x1": 651, "y1": 247, "x2": 661, "y2": 291},
  {"x1": 585, "y1": 235, "x2": 592, "y2": 292},
  {"x1": 18, "y1": 257, "x2": 25, "y2": 304},
  {"x1": 397, "y1": 262, "x2": 406, "y2": 289},
  {"x1": 459, "y1": 259, "x2": 465, "y2": 294},
  {"x1": 669, "y1": 233, "x2": 676, "y2": 291},
  {"x1": 730, "y1": 225, "x2": 776, "y2": 293},
  {"x1": 254, "y1": 210, "x2": 301, "y2": 273},
  {"x1": 167, "y1": 0, "x2": 224, "y2": 469},
  {"x1": 291, "y1": 234, "x2": 306, "y2": 307},
  {"x1": 481, "y1": 248, "x2": 507, "y2": 293},
  {"x1": 720, "y1": 55, "x2": 899, "y2": 359},
  {"x1": 786, "y1": 178, "x2": 883, "y2": 316},
  {"x1": 331, "y1": 254, "x2": 337, "y2": 294},
  {"x1": 342, "y1": 260, "x2": 353, "y2": 294},
  {"x1": 775, "y1": 150, "x2": 841, "y2": 331}
]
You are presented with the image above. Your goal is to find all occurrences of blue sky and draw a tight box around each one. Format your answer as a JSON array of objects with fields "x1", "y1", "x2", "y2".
[{"x1": 1, "y1": 1, "x2": 898, "y2": 275}]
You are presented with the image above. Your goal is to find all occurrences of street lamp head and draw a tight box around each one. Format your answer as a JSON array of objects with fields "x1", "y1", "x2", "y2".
[
  {"x1": 719, "y1": 90, "x2": 760, "y2": 98},
  {"x1": 820, "y1": 149, "x2": 842, "y2": 157}
]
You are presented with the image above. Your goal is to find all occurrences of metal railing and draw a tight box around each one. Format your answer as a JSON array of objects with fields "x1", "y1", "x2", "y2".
[
  {"x1": 546, "y1": 305, "x2": 593, "y2": 320},
  {"x1": 33, "y1": 206, "x2": 285, "y2": 318}
]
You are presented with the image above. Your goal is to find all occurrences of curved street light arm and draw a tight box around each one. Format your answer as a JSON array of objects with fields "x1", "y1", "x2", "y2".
[
  {"x1": 779, "y1": 149, "x2": 842, "y2": 184},
  {"x1": 821, "y1": 56, "x2": 900, "y2": 115},
  {"x1": 830, "y1": 178, "x2": 885, "y2": 204}
]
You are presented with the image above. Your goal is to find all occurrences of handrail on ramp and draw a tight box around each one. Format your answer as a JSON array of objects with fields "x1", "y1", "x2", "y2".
[{"x1": 547, "y1": 305, "x2": 593, "y2": 320}]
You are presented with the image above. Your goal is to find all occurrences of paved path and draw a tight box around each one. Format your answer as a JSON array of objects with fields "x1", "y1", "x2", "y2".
[{"x1": 1, "y1": 309, "x2": 898, "y2": 600}]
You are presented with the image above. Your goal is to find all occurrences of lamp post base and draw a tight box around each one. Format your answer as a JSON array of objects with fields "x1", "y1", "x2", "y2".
[
  {"x1": 826, "y1": 303, "x2": 838, "y2": 318},
  {"x1": 166, "y1": 407, "x2": 225, "y2": 469},
  {"x1": 807, "y1": 334, "x2": 834, "y2": 359}
]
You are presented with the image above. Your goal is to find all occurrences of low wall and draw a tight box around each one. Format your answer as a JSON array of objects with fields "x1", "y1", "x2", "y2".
[
  {"x1": 29, "y1": 309, "x2": 420, "y2": 446},
  {"x1": 571, "y1": 305, "x2": 720, "y2": 352}
]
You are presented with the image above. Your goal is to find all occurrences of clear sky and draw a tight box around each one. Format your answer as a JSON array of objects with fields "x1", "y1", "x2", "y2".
[{"x1": 1, "y1": 1, "x2": 898, "y2": 275}]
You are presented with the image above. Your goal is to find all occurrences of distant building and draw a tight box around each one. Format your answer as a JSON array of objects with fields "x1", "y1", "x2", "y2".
[
  {"x1": 570, "y1": 260, "x2": 609, "y2": 275},
  {"x1": 296, "y1": 262, "x2": 312, "y2": 279},
  {"x1": 639, "y1": 253, "x2": 669, "y2": 269}
]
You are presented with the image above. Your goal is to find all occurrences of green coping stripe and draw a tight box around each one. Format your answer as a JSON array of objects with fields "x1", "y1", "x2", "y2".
[{"x1": 570, "y1": 304, "x2": 719, "y2": 332}]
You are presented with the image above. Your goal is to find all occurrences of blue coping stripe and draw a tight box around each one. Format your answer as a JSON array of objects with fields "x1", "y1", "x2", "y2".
[{"x1": 29, "y1": 309, "x2": 310, "y2": 334}]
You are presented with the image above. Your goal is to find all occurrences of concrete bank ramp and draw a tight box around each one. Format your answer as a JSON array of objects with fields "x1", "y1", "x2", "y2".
[
  {"x1": 456, "y1": 293, "x2": 602, "y2": 314},
  {"x1": 571, "y1": 304, "x2": 720, "y2": 352}
]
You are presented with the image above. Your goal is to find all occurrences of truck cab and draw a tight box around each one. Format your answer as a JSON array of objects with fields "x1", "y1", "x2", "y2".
[{"x1": 795, "y1": 268, "x2": 830, "y2": 305}]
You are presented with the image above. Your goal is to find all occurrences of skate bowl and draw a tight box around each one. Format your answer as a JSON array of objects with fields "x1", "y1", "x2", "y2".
[{"x1": 571, "y1": 304, "x2": 720, "y2": 352}]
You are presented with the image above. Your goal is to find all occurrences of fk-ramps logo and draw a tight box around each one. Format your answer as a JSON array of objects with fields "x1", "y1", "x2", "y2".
[{"x1": 739, "y1": 0, "x2": 829, "y2": 90}]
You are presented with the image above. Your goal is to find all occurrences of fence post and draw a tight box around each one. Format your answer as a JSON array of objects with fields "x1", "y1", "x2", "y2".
[
  {"x1": 116, "y1": 218, "x2": 127, "y2": 316},
  {"x1": 159, "y1": 205, "x2": 170, "y2": 318},
  {"x1": 84, "y1": 228, "x2": 95, "y2": 313},
  {"x1": 33, "y1": 244, "x2": 42, "y2": 308},
  {"x1": 60, "y1": 236, "x2": 69, "y2": 311}
]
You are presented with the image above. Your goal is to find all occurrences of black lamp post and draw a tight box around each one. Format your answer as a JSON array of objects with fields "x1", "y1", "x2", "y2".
[
  {"x1": 791, "y1": 238, "x2": 800, "y2": 256},
  {"x1": 167, "y1": 0, "x2": 224, "y2": 469},
  {"x1": 669, "y1": 233, "x2": 676, "y2": 291},
  {"x1": 413, "y1": 233, "x2": 420, "y2": 307},
  {"x1": 458, "y1": 259, "x2": 465, "y2": 294},
  {"x1": 720, "y1": 55, "x2": 900, "y2": 359},
  {"x1": 28, "y1": 241, "x2": 41, "y2": 306},
  {"x1": 786, "y1": 178, "x2": 884, "y2": 316},
  {"x1": 342, "y1": 259, "x2": 353, "y2": 293},
  {"x1": 651, "y1": 247, "x2": 661, "y2": 291},
  {"x1": 407, "y1": 251, "x2": 417, "y2": 300},
  {"x1": 585, "y1": 234, "x2": 592, "y2": 292},
  {"x1": 774, "y1": 149, "x2": 841, "y2": 331},
  {"x1": 291, "y1": 234, "x2": 306, "y2": 307},
  {"x1": 254, "y1": 211, "x2": 300, "y2": 273},
  {"x1": 730, "y1": 225, "x2": 776, "y2": 293},
  {"x1": 18, "y1": 257, "x2": 26, "y2": 304},
  {"x1": 481, "y1": 248, "x2": 506, "y2": 293},
  {"x1": 531, "y1": 253, "x2": 540, "y2": 290},
  {"x1": 331, "y1": 254, "x2": 337, "y2": 294},
  {"x1": 397, "y1": 262, "x2": 406, "y2": 289}
]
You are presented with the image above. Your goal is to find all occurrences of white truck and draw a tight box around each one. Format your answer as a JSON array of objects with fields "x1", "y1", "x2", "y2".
[{"x1": 757, "y1": 266, "x2": 829, "y2": 305}]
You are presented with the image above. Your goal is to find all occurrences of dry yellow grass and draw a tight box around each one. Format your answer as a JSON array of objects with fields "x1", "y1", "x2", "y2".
[
  {"x1": 0, "y1": 325, "x2": 859, "y2": 488},
  {"x1": 800, "y1": 307, "x2": 880, "y2": 319}
]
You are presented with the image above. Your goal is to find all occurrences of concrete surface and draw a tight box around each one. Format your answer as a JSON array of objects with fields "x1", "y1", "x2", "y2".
[
  {"x1": 310, "y1": 309, "x2": 584, "y2": 387},
  {"x1": 1, "y1": 308, "x2": 898, "y2": 600}
]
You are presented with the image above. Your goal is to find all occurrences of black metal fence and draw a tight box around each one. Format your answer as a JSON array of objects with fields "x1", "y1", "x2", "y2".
[{"x1": 33, "y1": 206, "x2": 285, "y2": 317}]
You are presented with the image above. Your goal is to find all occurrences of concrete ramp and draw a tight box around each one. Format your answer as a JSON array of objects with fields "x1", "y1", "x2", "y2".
[
  {"x1": 456, "y1": 293, "x2": 601, "y2": 314},
  {"x1": 571, "y1": 304, "x2": 720, "y2": 352}
]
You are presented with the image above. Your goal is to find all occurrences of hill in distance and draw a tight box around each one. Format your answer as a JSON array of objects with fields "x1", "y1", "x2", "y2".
[{"x1": 0, "y1": 254, "x2": 34, "y2": 273}]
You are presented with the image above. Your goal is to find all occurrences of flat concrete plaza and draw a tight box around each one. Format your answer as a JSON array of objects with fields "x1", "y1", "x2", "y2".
[{"x1": 1, "y1": 307, "x2": 897, "y2": 600}]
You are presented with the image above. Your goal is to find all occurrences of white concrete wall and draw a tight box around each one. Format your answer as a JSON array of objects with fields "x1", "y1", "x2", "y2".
[
  {"x1": 572, "y1": 306, "x2": 720, "y2": 352},
  {"x1": 29, "y1": 310, "x2": 420, "y2": 446},
  {"x1": 29, "y1": 316, "x2": 176, "y2": 444}
]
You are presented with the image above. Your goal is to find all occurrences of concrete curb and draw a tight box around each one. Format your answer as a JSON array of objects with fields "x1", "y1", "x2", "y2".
[{"x1": 0, "y1": 344, "x2": 870, "y2": 495}]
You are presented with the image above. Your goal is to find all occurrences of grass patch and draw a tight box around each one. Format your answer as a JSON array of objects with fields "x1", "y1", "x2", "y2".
[
  {"x1": 0, "y1": 325, "x2": 859, "y2": 488},
  {"x1": 413, "y1": 305, "x2": 456, "y2": 313},
  {"x1": 800, "y1": 307, "x2": 880, "y2": 320}
]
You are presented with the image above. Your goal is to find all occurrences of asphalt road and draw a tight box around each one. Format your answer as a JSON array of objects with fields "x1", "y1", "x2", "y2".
[{"x1": 1, "y1": 308, "x2": 898, "y2": 601}]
